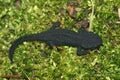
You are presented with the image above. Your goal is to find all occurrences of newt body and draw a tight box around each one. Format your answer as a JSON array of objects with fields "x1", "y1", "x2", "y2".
[{"x1": 9, "y1": 22, "x2": 102, "y2": 63}]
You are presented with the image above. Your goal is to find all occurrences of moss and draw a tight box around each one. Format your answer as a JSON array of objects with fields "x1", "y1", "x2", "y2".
[{"x1": 0, "y1": 0, "x2": 120, "y2": 79}]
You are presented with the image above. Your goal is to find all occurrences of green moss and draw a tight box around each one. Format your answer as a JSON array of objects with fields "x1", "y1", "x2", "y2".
[{"x1": 0, "y1": 0, "x2": 120, "y2": 79}]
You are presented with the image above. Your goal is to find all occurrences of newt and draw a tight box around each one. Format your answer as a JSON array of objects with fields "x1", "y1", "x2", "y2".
[{"x1": 8, "y1": 22, "x2": 102, "y2": 63}]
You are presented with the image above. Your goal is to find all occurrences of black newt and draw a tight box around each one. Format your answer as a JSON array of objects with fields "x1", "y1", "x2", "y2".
[{"x1": 8, "y1": 22, "x2": 102, "y2": 63}]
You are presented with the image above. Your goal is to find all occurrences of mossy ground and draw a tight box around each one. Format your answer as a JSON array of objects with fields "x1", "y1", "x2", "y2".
[{"x1": 0, "y1": 0, "x2": 120, "y2": 80}]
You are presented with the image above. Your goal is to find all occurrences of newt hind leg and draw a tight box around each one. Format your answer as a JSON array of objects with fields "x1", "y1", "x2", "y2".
[
  {"x1": 49, "y1": 21, "x2": 61, "y2": 30},
  {"x1": 77, "y1": 47, "x2": 89, "y2": 56}
]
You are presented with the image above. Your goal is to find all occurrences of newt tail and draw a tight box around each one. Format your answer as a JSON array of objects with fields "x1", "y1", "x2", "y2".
[{"x1": 9, "y1": 34, "x2": 43, "y2": 63}]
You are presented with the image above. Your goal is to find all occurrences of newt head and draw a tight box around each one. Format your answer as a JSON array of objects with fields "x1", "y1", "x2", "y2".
[{"x1": 78, "y1": 29, "x2": 102, "y2": 49}]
